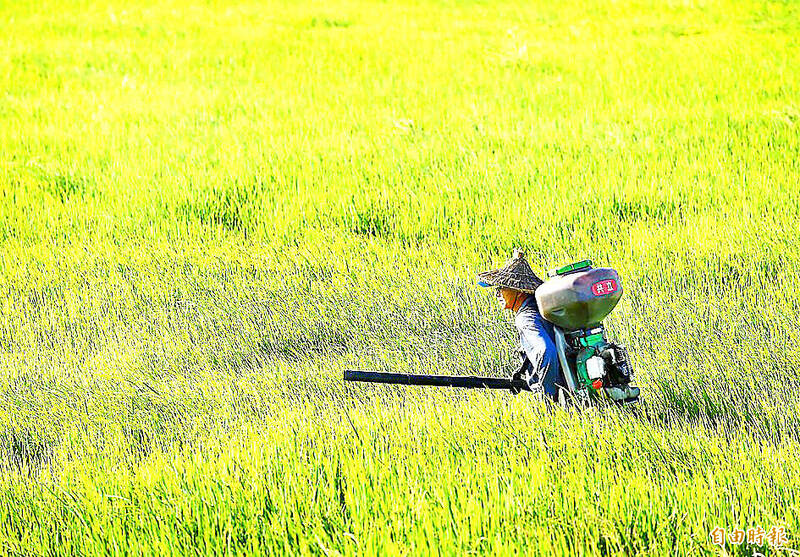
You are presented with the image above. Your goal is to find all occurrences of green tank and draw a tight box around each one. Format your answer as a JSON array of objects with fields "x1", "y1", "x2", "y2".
[{"x1": 535, "y1": 260, "x2": 623, "y2": 330}]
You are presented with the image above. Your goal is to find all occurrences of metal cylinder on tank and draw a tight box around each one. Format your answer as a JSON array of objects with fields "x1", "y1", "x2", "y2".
[{"x1": 535, "y1": 267, "x2": 623, "y2": 330}]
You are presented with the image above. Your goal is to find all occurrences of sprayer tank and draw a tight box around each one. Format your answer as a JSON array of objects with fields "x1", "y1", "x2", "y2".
[{"x1": 535, "y1": 265, "x2": 623, "y2": 330}]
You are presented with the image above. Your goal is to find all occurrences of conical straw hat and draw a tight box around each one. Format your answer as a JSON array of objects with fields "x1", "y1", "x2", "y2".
[{"x1": 477, "y1": 248, "x2": 544, "y2": 294}]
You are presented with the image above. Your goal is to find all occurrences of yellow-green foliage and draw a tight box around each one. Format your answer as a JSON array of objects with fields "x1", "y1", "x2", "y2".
[{"x1": 1, "y1": 0, "x2": 799, "y2": 554}]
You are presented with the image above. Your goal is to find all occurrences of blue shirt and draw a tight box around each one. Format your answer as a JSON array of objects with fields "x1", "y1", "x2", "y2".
[{"x1": 513, "y1": 293, "x2": 560, "y2": 399}]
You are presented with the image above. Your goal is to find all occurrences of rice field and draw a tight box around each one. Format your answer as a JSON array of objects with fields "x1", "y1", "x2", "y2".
[{"x1": 1, "y1": 0, "x2": 800, "y2": 554}]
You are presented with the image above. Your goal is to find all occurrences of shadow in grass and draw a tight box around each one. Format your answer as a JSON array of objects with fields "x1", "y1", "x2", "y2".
[
  {"x1": 309, "y1": 17, "x2": 352, "y2": 28},
  {"x1": 0, "y1": 428, "x2": 56, "y2": 474},
  {"x1": 177, "y1": 189, "x2": 248, "y2": 232},
  {"x1": 634, "y1": 381, "x2": 800, "y2": 442},
  {"x1": 609, "y1": 198, "x2": 684, "y2": 223},
  {"x1": 37, "y1": 171, "x2": 95, "y2": 202},
  {"x1": 123, "y1": 427, "x2": 153, "y2": 460},
  {"x1": 256, "y1": 334, "x2": 351, "y2": 364},
  {"x1": 343, "y1": 203, "x2": 396, "y2": 238},
  {"x1": 175, "y1": 176, "x2": 275, "y2": 234}
]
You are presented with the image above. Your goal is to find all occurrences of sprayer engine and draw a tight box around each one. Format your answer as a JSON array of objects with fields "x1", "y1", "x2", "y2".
[{"x1": 562, "y1": 327, "x2": 639, "y2": 402}]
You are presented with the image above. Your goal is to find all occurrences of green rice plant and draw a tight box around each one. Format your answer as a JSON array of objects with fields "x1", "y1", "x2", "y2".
[{"x1": 1, "y1": 0, "x2": 800, "y2": 554}]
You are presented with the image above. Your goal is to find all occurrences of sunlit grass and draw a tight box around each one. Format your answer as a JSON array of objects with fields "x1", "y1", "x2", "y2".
[{"x1": 1, "y1": 0, "x2": 799, "y2": 554}]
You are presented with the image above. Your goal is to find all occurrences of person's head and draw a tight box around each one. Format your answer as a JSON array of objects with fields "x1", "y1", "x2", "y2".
[
  {"x1": 477, "y1": 248, "x2": 543, "y2": 312},
  {"x1": 495, "y1": 286, "x2": 529, "y2": 312}
]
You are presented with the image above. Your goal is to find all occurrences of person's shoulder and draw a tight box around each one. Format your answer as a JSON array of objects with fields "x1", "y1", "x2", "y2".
[
  {"x1": 514, "y1": 301, "x2": 538, "y2": 328},
  {"x1": 521, "y1": 294, "x2": 539, "y2": 309}
]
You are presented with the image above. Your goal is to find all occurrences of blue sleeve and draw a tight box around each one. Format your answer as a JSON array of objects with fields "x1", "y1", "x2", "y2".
[{"x1": 515, "y1": 307, "x2": 561, "y2": 398}]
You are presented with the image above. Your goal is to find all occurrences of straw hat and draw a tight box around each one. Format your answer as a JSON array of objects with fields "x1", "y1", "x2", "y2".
[{"x1": 477, "y1": 248, "x2": 544, "y2": 294}]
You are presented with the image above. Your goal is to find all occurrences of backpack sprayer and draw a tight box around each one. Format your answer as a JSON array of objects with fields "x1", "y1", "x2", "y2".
[{"x1": 344, "y1": 260, "x2": 640, "y2": 407}]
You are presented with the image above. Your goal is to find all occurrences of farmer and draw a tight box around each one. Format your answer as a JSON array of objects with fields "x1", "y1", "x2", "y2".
[{"x1": 477, "y1": 249, "x2": 563, "y2": 402}]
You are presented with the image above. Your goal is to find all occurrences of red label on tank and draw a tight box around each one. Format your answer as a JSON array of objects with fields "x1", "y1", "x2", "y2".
[{"x1": 591, "y1": 279, "x2": 618, "y2": 296}]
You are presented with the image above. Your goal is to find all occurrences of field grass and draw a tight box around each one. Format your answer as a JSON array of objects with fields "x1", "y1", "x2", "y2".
[{"x1": 2, "y1": 0, "x2": 800, "y2": 554}]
